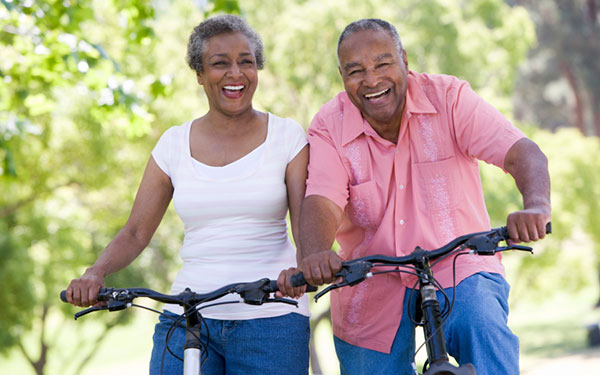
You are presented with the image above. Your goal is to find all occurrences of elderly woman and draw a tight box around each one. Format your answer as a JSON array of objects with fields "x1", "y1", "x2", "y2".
[{"x1": 65, "y1": 15, "x2": 310, "y2": 375}]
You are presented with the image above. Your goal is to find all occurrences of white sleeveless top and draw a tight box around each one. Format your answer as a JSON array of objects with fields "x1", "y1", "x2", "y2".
[{"x1": 151, "y1": 113, "x2": 309, "y2": 319}]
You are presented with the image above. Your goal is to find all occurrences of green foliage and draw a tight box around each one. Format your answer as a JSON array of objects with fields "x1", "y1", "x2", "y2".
[
  {"x1": 483, "y1": 126, "x2": 600, "y2": 301},
  {"x1": 244, "y1": 0, "x2": 535, "y2": 124},
  {"x1": 0, "y1": 0, "x2": 181, "y2": 372},
  {"x1": 2, "y1": 0, "x2": 597, "y2": 373}
]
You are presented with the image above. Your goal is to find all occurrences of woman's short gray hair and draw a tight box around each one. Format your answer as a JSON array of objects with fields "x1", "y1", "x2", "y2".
[
  {"x1": 186, "y1": 14, "x2": 265, "y2": 73},
  {"x1": 337, "y1": 18, "x2": 404, "y2": 57}
]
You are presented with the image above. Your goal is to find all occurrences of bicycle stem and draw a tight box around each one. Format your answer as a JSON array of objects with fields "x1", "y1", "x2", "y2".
[
  {"x1": 415, "y1": 255, "x2": 450, "y2": 366},
  {"x1": 183, "y1": 307, "x2": 204, "y2": 375}
]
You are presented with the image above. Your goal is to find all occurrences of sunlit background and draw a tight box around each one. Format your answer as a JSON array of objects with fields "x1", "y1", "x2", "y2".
[{"x1": 1, "y1": 0, "x2": 599, "y2": 374}]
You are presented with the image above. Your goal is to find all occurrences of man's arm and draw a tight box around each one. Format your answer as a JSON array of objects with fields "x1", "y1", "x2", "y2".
[
  {"x1": 297, "y1": 195, "x2": 344, "y2": 283},
  {"x1": 503, "y1": 137, "x2": 551, "y2": 243},
  {"x1": 278, "y1": 195, "x2": 344, "y2": 297}
]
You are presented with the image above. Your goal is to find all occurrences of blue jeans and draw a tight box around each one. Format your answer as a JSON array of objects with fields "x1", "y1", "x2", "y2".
[
  {"x1": 334, "y1": 272, "x2": 519, "y2": 375},
  {"x1": 149, "y1": 311, "x2": 310, "y2": 375}
]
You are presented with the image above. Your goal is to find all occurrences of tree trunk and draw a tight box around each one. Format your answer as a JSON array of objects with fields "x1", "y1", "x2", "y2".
[
  {"x1": 587, "y1": 0, "x2": 598, "y2": 23},
  {"x1": 19, "y1": 304, "x2": 49, "y2": 375},
  {"x1": 559, "y1": 60, "x2": 587, "y2": 135}
]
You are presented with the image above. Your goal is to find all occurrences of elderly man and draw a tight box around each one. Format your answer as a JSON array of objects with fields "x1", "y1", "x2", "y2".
[{"x1": 280, "y1": 18, "x2": 551, "y2": 375}]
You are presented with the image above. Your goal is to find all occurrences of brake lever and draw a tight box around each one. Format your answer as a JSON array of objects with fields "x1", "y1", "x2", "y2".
[
  {"x1": 73, "y1": 299, "x2": 131, "y2": 320},
  {"x1": 74, "y1": 305, "x2": 108, "y2": 320},
  {"x1": 314, "y1": 283, "x2": 346, "y2": 302},
  {"x1": 495, "y1": 244, "x2": 533, "y2": 253},
  {"x1": 265, "y1": 297, "x2": 299, "y2": 306},
  {"x1": 313, "y1": 261, "x2": 374, "y2": 302}
]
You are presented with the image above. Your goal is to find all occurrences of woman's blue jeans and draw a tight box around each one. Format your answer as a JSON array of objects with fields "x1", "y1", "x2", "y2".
[
  {"x1": 334, "y1": 272, "x2": 519, "y2": 375},
  {"x1": 149, "y1": 311, "x2": 310, "y2": 375}
]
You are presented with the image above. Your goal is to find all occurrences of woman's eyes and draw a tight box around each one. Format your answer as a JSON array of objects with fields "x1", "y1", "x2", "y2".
[{"x1": 211, "y1": 60, "x2": 254, "y2": 67}]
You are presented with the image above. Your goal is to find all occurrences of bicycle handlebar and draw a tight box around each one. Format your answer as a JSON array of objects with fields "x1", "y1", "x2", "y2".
[
  {"x1": 61, "y1": 278, "x2": 317, "y2": 319},
  {"x1": 290, "y1": 223, "x2": 552, "y2": 298}
]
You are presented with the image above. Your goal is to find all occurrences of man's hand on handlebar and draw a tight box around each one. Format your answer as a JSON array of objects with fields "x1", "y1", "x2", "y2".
[
  {"x1": 506, "y1": 206, "x2": 551, "y2": 243},
  {"x1": 299, "y1": 250, "x2": 343, "y2": 286}
]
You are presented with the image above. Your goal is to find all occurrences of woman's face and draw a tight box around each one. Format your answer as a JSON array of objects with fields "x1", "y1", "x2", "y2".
[{"x1": 197, "y1": 32, "x2": 258, "y2": 117}]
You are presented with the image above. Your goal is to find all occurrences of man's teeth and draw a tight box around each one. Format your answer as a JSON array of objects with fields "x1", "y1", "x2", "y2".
[
  {"x1": 224, "y1": 85, "x2": 244, "y2": 91},
  {"x1": 364, "y1": 88, "x2": 390, "y2": 99}
]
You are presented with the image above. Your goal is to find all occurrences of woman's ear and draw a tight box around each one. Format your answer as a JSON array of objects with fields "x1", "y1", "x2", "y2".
[{"x1": 196, "y1": 71, "x2": 204, "y2": 85}]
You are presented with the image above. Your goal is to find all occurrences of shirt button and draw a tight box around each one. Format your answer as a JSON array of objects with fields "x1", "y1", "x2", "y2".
[
  {"x1": 400, "y1": 219, "x2": 405, "y2": 225},
  {"x1": 399, "y1": 184, "x2": 405, "y2": 190}
]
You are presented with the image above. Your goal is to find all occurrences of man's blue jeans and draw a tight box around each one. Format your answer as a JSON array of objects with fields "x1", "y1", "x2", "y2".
[
  {"x1": 149, "y1": 311, "x2": 310, "y2": 375},
  {"x1": 334, "y1": 272, "x2": 519, "y2": 375}
]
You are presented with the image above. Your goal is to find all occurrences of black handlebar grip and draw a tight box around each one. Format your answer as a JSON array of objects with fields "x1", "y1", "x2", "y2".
[
  {"x1": 290, "y1": 273, "x2": 307, "y2": 287},
  {"x1": 546, "y1": 222, "x2": 552, "y2": 234},
  {"x1": 267, "y1": 279, "x2": 279, "y2": 292},
  {"x1": 289, "y1": 274, "x2": 318, "y2": 292},
  {"x1": 267, "y1": 278, "x2": 317, "y2": 293},
  {"x1": 60, "y1": 290, "x2": 68, "y2": 303}
]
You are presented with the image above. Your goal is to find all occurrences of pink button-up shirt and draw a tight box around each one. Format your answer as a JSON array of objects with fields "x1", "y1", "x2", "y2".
[{"x1": 305, "y1": 71, "x2": 526, "y2": 353}]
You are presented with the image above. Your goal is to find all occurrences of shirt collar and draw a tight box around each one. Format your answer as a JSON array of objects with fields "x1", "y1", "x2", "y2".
[{"x1": 340, "y1": 71, "x2": 438, "y2": 146}]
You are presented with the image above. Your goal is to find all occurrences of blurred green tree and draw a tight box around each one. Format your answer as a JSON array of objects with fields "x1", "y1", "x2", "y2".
[
  {"x1": 0, "y1": 0, "x2": 229, "y2": 373},
  {"x1": 4, "y1": 0, "x2": 598, "y2": 373}
]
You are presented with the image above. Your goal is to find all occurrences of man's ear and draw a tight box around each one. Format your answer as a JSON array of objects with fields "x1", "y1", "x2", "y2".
[
  {"x1": 196, "y1": 71, "x2": 204, "y2": 85},
  {"x1": 402, "y1": 49, "x2": 408, "y2": 68}
]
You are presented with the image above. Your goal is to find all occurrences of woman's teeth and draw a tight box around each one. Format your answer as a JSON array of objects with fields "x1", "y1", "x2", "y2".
[{"x1": 224, "y1": 85, "x2": 244, "y2": 91}]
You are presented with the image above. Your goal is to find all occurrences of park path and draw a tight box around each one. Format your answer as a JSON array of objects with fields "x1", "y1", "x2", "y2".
[{"x1": 521, "y1": 347, "x2": 600, "y2": 374}]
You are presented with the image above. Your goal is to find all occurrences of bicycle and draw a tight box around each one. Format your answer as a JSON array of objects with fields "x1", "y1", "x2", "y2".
[
  {"x1": 291, "y1": 223, "x2": 552, "y2": 375},
  {"x1": 60, "y1": 279, "x2": 317, "y2": 375}
]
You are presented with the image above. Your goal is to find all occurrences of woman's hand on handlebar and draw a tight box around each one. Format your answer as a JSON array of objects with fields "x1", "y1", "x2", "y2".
[
  {"x1": 506, "y1": 206, "x2": 551, "y2": 243},
  {"x1": 65, "y1": 267, "x2": 105, "y2": 307},
  {"x1": 276, "y1": 267, "x2": 307, "y2": 299}
]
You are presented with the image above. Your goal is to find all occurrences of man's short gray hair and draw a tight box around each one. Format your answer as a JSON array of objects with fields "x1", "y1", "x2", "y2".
[
  {"x1": 337, "y1": 18, "x2": 404, "y2": 57},
  {"x1": 186, "y1": 14, "x2": 265, "y2": 73}
]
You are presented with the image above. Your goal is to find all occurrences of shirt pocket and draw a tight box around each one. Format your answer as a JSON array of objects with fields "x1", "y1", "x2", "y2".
[
  {"x1": 412, "y1": 156, "x2": 460, "y2": 243},
  {"x1": 347, "y1": 179, "x2": 384, "y2": 229}
]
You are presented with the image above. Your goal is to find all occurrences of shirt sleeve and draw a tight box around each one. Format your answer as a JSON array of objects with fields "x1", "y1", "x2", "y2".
[
  {"x1": 305, "y1": 114, "x2": 350, "y2": 210},
  {"x1": 151, "y1": 126, "x2": 174, "y2": 177},
  {"x1": 451, "y1": 81, "x2": 526, "y2": 171},
  {"x1": 285, "y1": 118, "x2": 308, "y2": 163}
]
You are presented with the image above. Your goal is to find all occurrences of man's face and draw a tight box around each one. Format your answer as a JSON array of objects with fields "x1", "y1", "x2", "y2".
[{"x1": 338, "y1": 29, "x2": 408, "y2": 129}]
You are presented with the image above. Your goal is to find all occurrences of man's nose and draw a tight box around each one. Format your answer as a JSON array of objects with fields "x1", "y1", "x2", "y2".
[{"x1": 363, "y1": 69, "x2": 380, "y2": 87}]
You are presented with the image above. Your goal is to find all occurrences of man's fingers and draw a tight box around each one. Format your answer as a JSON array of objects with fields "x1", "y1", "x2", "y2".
[{"x1": 319, "y1": 262, "x2": 333, "y2": 283}]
